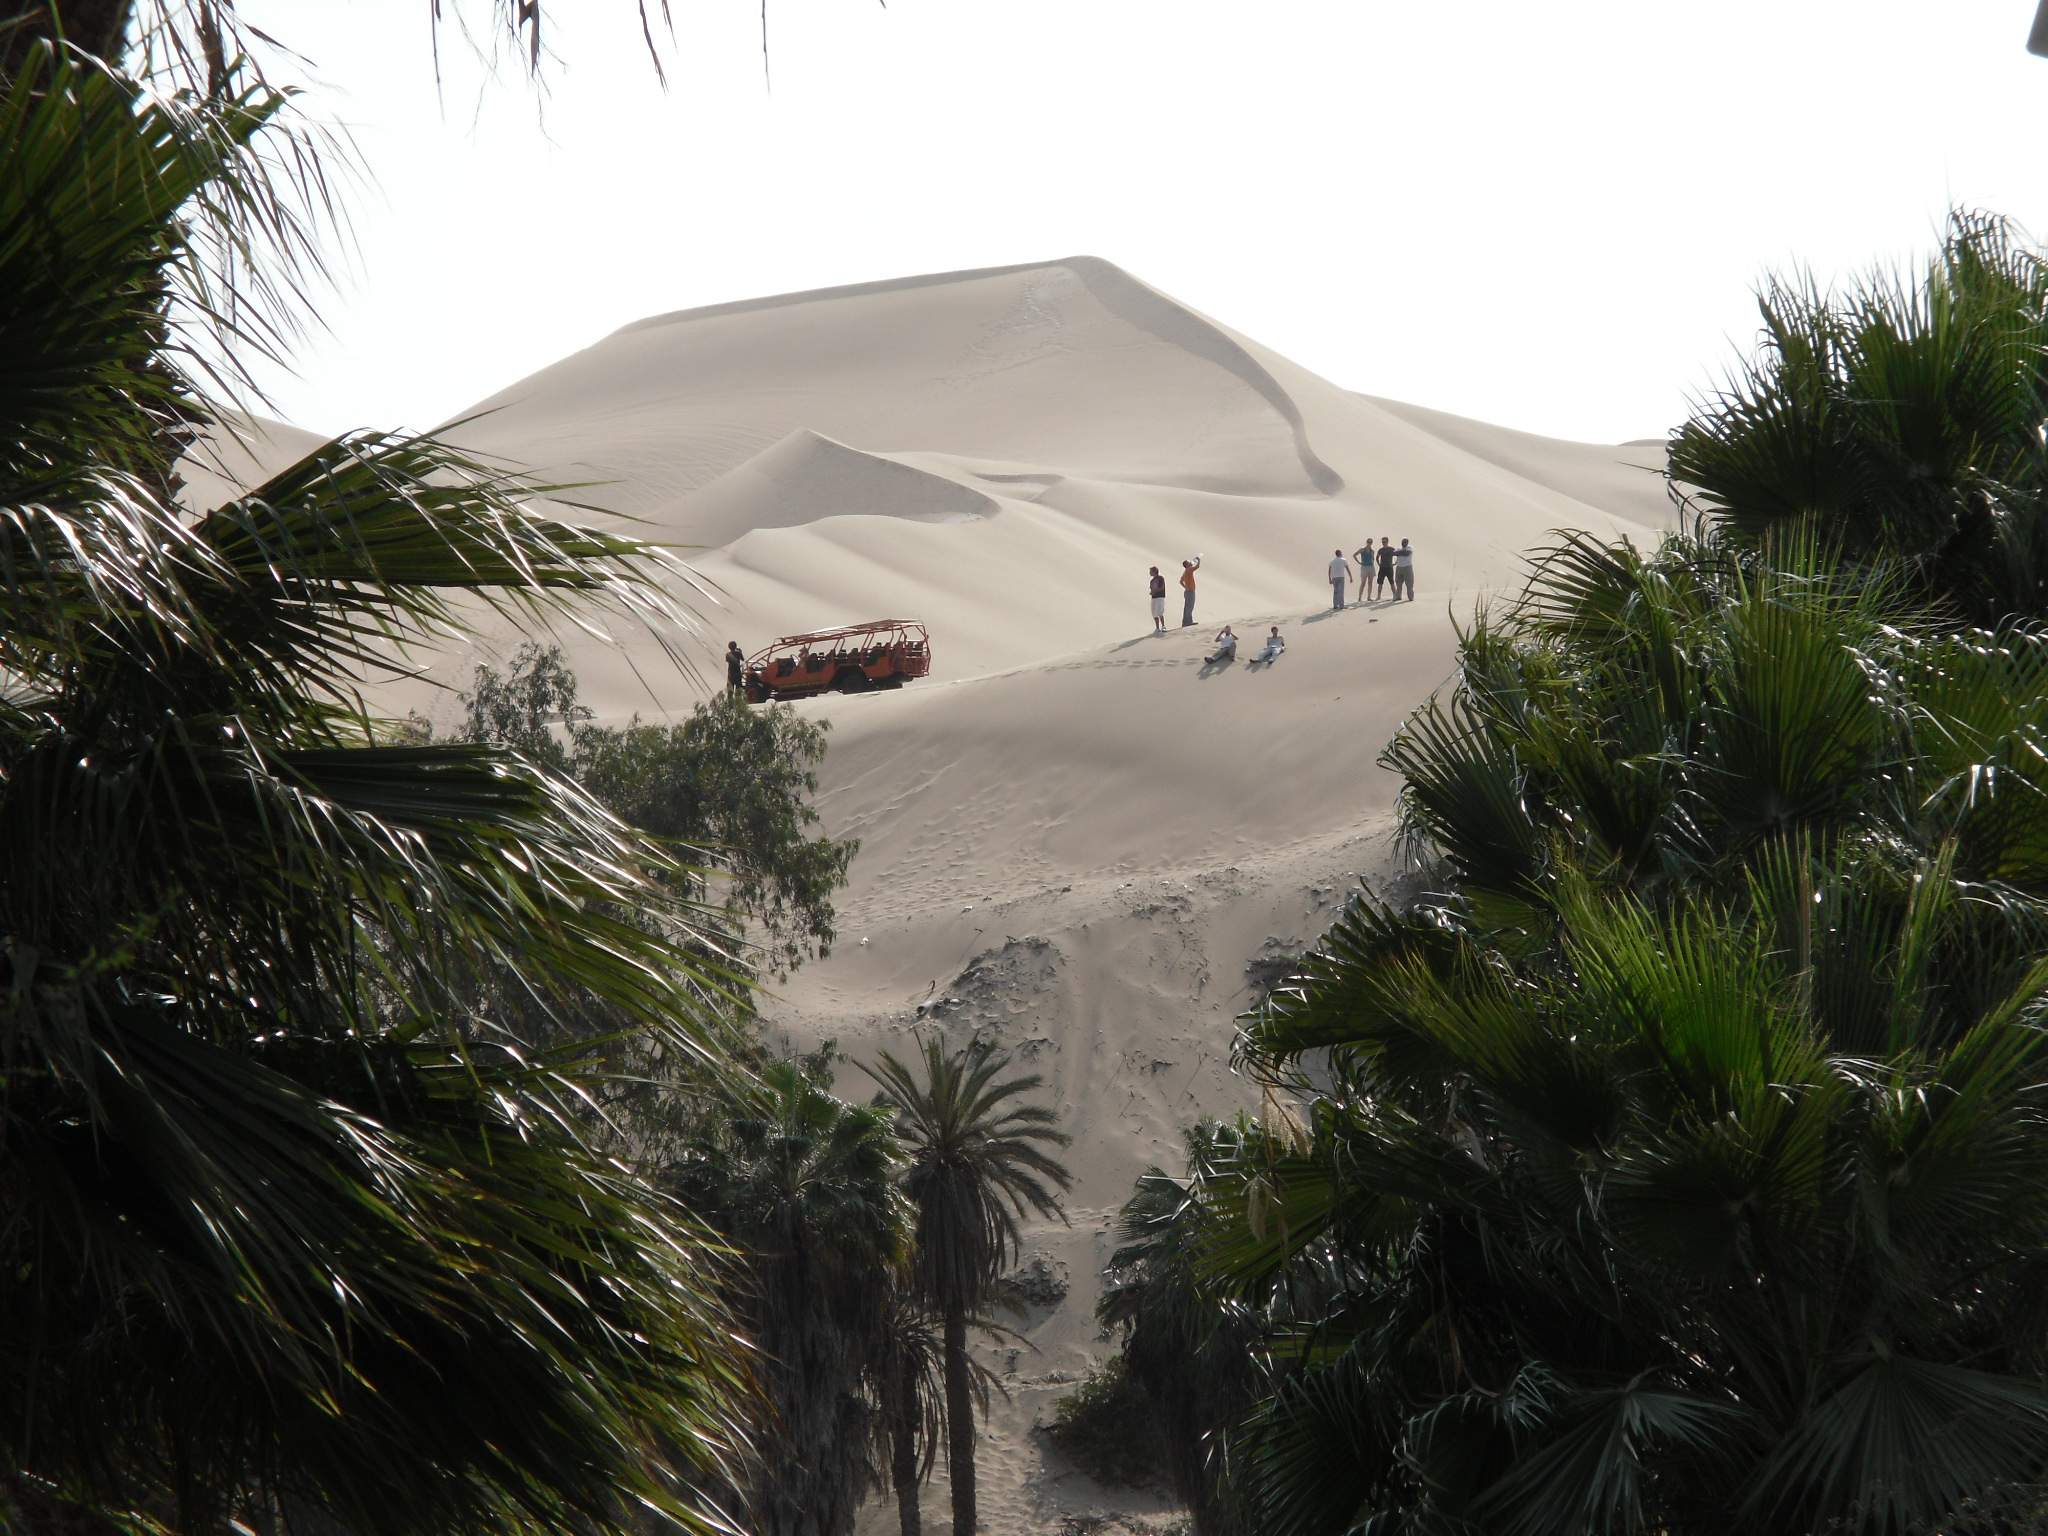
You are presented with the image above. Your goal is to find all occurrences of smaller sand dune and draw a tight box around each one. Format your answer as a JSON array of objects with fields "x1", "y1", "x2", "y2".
[{"x1": 657, "y1": 429, "x2": 999, "y2": 548}]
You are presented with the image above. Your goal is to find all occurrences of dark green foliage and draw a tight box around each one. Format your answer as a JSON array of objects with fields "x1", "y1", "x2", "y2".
[
  {"x1": 1043, "y1": 1358, "x2": 1170, "y2": 1489},
  {"x1": 1672, "y1": 210, "x2": 2048, "y2": 626},
  {"x1": 875, "y1": 1289, "x2": 948, "y2": 1536},
  {"x1": 865, "y1": 1037, "x2": 1073, "y2": 1536},
  {"x1": 1099, "y1": 1123, "x2": 1270, "y2": 1536},
  {"x1": 1165, "y1": 524, "x2": 2048, "y2": 1536},
  {"x1": 580, "y1": 689, "x2": 857, "y2": 977},
  {"x1": 663, "y1": 1050, "x2": 907, "y2": 1536},
  {"x1": 1, "y1": 38, "x2": 749, "y2": 1536},
  {"x1": 460, "y1": 642, "x2": 858, "y2": 978},
  {"x1": 456, "y1": 638, "x2": 586, "y2": 772}
]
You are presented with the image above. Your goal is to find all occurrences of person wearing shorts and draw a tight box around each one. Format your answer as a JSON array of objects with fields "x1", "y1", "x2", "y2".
[
  {"x1": 1328, "y1": 550, "x2": 1353, "y2": 610},
  {"x1": 1393, "y1": 539, "x2": 1415, "y2": 600},
  {"x1": 1180, "y1": 556, "x2": 1202, "y2": 626},
  {"x1": 1149, "y1": 567, "x2": 1168, "y2": 633},
  {"x1": 1375, "y1": 538, "x2": 1396, "y2": 598}
]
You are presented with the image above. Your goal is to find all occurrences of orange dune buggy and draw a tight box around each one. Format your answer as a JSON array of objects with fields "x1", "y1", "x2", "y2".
[{"x1": 743, "y1": 620, "x2": 932, "y2": 703}]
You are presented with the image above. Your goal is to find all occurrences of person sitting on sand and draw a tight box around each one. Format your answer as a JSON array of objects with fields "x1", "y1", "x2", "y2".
[
  {"x1": 1254, "y1": 626, "x2": 1286, "y2": 665},
  {"x1": 1208, "y1": 625, "x2": 1238, "y2": 663},
  {"x1": 1375, "y1": 537, "x2": 1396, "y2": 599},
  {"x1": 1148, "y1": 566, "x2": 1168, "y2": 634}
]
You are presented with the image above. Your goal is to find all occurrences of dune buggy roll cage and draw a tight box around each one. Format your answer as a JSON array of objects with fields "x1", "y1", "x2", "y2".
[{"x1": 742, "y1": 620, "x2": 931, "y2": 703}]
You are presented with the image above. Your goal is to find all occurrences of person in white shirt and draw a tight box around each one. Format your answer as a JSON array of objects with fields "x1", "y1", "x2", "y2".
[
  {"x1": 1327, "y1": 550, "x2": 1353, "y2": 610},
  {"x1": 1255, "y1": 626, "x2": 1286, "y2": 665},
  {"x1": 1208, "y1": 625, "x2": 1238, "y2": 663},
  {"x1": 1393, "y1": 539, "x2": 1415, "y2": 601}
]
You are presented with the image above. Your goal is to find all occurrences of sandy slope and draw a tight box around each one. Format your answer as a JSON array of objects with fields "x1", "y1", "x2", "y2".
[
  {"x1": 189, "y1": 257, "x2": 1676, "y2": 1534},
  {"x1": 406, "y1": 256, "x2": 1673, "y2": 717},
  {"x1": 760, "y1": 598, "x2": 1460, "y2": 1535}
]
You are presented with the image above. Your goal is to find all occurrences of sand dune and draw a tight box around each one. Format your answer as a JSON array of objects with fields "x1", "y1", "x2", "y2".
[
  {"x1": 414, "y1": 257, "x2": 1673, "y2": 709},
  {"x1": 191, "y1": 257, "x2": 1676, "y2": 1534}
]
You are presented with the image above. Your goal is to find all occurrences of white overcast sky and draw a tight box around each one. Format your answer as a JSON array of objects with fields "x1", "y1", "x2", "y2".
[{"x1": 239, "y1": 0, "x2": 2048, "y2": 445}]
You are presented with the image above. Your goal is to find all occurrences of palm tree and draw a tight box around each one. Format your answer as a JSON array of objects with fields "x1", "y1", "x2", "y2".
[
  {"x1": 1671, "y1": 209, "x2": 2048, "y2": 626},
  {"x1": 875, "y1": 1289, "x2": 947, "y2": 1536},
  {"x1": 3, "y1": 36, "x2": 749, "y2": 1534},
  {"x1": 1099, "y1": 1122, "x2": 1269, "y2": 1536},
  {"x1": 866, "y1": 1037, "x2": 1073, "y2": 1536},
  {"x1": 1186, "y1": 526, "x2": 2048, "y2": 1535},
  {"x1": 664, "y1": 1055, "x2": 908, "y2": 1536}
]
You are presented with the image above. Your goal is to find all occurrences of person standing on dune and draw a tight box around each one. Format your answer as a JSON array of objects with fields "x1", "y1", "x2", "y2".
[
  {"x1": 1376, "y1": 537, "x2": 1396, "y2": 599},
  {"x1": 1394, "y1": 538, "x2": 1416, "y2": 601},
  {"x1": 1180, "y1": 555, "x2": 1202, "y2": 626},
  {"x1": 726, "y1": 640, "x2": 746, "y2": 693},
  {"x1": 1328, "y1": 549, "x2": 1353, "y2": 610},
  {"x1": 1149, "y1": 566, "x2": 1168, "y2": 634}
]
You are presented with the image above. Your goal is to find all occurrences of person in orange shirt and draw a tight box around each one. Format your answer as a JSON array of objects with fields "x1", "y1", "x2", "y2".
[{"x1": 1179, "y1": 555, "x2": 1203, "y2": 626}]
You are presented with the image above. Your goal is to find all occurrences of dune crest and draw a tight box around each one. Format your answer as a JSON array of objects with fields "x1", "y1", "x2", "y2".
[{"x1": 385, "y1": 256, "x2": 1676, "y2": 716}]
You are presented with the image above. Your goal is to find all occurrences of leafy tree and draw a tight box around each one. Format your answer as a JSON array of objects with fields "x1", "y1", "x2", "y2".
[
  {"x1": 1098, "y1": 1122, "x2": 1271, "y2": 1535},
  {"x1": 456, "y1": 638, "x2": 587, "y2": 774},
  {"x1": 458, "y1": 641, "x2": 858, "y2": 979},
  {"x1": 664, "y1": 1050, "x2": 907, "y2": 1536},
  {"x1": 578, "y1": 691, "x2": 856, "y2": 979},
  {"x1": 1041, "y1": 1358, "x2": 1169, "y2": 1490},
  {"x1": 1672, "y1": 209, "x2": 2048, "y2": 626},
  {"x1": 1, "y1": 36, "x2": 749, "y2": 1535},
  {"x1": 1187, "y1": 529, "x2": 2048, "y2": 1536},
  {"x1": 865, "y1": 1038, "x2": 1073, "y2": 1536}
]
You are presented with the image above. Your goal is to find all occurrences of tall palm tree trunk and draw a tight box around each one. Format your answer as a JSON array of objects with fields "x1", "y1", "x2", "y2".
[
  {"x1": 942, "y1": 1304, "x2": 975, "y2": 1536},
  {"x1": 886, "y1": 1365, "x2": 922, "y2": 1536}
]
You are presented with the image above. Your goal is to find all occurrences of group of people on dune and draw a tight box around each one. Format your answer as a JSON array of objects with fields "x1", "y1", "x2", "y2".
[
  {"x1": 1330, "y1": 538, "x2": 1415, "y2": 608},
  {"x1": 1144, "y1": 538, "x2": 1418, "y2": 668}
]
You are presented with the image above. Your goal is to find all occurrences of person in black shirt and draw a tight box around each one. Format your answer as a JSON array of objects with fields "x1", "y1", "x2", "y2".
[{"x1": 726, "y1": 640, "x2": 747, "y2": 693}]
